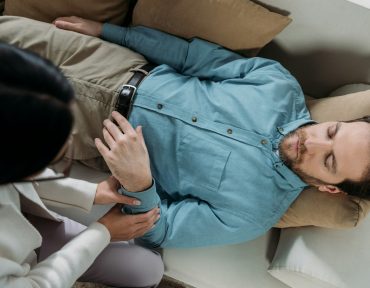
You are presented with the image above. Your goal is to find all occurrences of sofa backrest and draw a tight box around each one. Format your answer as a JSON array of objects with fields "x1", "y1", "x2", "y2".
[{"x1": 257, "y1": 0, "x2": 370, "y2": 97}]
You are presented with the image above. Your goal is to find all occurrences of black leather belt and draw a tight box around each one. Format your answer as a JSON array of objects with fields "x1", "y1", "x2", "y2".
[{"x1": 115, "y1": 63, "x2": 156, "y2": 117}]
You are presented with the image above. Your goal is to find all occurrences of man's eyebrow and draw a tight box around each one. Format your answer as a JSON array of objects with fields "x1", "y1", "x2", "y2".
[{"x1": 332, "y1": 122, "x2": 341, "y2": 173}]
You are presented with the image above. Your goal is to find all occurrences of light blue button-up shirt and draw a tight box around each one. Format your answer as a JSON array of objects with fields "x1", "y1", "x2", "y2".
[{"x1": 101, "y1": 24, "x2": 314, "y2": 248}]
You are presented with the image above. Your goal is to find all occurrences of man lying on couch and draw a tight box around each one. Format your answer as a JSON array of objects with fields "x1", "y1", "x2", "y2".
[{"x1": 1, "y1": 16, "x2": 369, "y2": 249}]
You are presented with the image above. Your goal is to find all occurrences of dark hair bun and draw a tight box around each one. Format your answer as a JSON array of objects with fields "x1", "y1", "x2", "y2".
[{"x1": 0, "y1": 42, "x2": 74, "y2": 183}]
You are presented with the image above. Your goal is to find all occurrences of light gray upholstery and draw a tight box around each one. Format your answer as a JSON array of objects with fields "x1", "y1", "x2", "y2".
[{"x1": 257, "y1": 0, "x2": 370, "y2": 97}]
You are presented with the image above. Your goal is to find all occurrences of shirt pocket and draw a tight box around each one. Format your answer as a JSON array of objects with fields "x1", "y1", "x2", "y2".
[{"x1": 177, "y1": 133, "x2": 231, "y2": 193}]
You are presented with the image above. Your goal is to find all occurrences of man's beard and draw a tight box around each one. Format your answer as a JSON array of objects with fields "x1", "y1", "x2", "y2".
[
  {"x1": 278, "y1": 125, "x2": 324, "y2": 186},
  {"x1": 278, "y1": 127, "x2": 307, "y2": 168}
]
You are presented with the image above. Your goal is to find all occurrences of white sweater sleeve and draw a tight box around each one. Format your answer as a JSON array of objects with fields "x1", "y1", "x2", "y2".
[
  {"x1": 0, "y1": 221, "x2": 110, "y2": 288},
  {"x1": 34, "y1": 169, "x2": 98, "y2": 212}
]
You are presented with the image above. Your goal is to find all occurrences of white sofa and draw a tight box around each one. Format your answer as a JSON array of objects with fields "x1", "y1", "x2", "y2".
[{"x1": 49, "y1": 0, "x2": 370, "y2": 287}]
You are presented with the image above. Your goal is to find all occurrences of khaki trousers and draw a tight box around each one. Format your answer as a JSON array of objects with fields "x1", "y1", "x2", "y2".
[{"x1": 0, "y1": 16, "x2": 148, "y2": 169}]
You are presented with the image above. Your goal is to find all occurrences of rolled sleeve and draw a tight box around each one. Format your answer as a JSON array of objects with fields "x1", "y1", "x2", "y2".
[{"x1": 119, "y1": 179, "x2": 160, "y2": 214}]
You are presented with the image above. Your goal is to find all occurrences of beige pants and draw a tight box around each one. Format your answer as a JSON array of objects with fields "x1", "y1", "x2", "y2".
[{"x1": 0, "y1": 16, "x2": 148, "y2": 169}]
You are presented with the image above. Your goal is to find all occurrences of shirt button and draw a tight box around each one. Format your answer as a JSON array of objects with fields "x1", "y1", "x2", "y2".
[
  {"x1": 227, "y1": 128, "x2": 233, "y2": 134},
  {"x1": 192, "y1": 116, "x2": 197, "y2": 122},
  {"x1": 278, "y1": 127, "x2": 284, "y2": 133},
  {"x1": 157, "y1": 103, "x2": 163, "y2": 109},
  {"x1": 261, "y1": 139, "x2": 268, "y2": 145}
]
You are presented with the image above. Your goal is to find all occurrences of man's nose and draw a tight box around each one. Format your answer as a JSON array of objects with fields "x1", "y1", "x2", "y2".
[{"x1": 304, "y1": 138, "x2": 332, "y2": 154}]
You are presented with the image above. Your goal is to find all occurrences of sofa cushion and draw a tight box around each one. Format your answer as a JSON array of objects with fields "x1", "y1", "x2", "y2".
[
  {"x1": 132, "y1": 0, "x2": 291, "y2": 56},
  {"x1": 3, "y1": 0, "x2": 131, "y2": 25},
  {"x1": 276, "y1": 85, "x2": 370, "y2": 229},
  {"x1": 269, "y1": 216, "x2": 370, "y2": 288}
]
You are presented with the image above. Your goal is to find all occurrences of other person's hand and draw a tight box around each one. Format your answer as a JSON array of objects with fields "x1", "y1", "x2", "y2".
[
  {"x1": 98, "y1": 205, "x2": 160, "y2": 241},
  {"x1": 94, "y1": 175, "x2": 141, "y2": 206},
  {"x1": 95, "y1": 111, "x2": 153, "y2": 192},
  {"x1": 53, "y1": 16, "x2": 102, "y2": 37}
]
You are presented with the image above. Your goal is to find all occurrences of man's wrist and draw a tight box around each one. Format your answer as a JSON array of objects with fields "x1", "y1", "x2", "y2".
[
  {"x1": 121, "y1": 178, "x2": 153, "y2": 193},
  {"x1": 119, "y1": 180, "x2": 159, "y2": 215}
]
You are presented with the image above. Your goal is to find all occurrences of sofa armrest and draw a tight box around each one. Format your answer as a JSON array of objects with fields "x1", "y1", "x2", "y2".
[
  {"x1": 163, "y1": 229, "x2": 289, "y2": 288},
  {"x1": 268, "y1": 216, "x2": 370, "y2": 288}
]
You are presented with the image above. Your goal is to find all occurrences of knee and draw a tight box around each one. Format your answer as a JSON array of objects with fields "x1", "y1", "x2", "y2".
[
  {"x1": 87, "y1": 244, "x2": 164, "y2": 288},
  {"x1": 135, "y1": 249, "x2": 164, "y2": 287}
]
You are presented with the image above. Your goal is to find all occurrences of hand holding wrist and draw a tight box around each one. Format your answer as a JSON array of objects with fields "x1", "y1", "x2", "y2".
[
  {"x1": 98, "y1": 205, "x2": 160, "y2": 241},
  {"x1": 94, "y1": 176, "x2": 141, "y2": 205}
]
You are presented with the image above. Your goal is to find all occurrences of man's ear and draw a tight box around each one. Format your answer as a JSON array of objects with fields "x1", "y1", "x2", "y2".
[{"x1": 317, "y1": 185, "x2": 343, "y2": 194}]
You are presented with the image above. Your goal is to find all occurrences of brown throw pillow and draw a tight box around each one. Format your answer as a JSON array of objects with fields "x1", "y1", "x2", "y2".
[
  {"x1": 132, "y1": 0, "x2": 291, "y2": 56},
  {"x1": 276, "y1": 86, "x2": 370, "y2": 228},
  {"x1": 4, "y1": 0, "x2": 131, "y2": 25}
]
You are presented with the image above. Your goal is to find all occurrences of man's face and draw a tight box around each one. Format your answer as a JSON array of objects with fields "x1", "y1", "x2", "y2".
[{"x1": 279, "y1": 121, "x2": 370, "y2": 188}]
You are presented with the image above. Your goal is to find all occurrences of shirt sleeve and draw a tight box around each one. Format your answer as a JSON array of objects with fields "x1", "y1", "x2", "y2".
[
  {"x1": 101, "y1": 24, "x2": 279, "y2": 81},
  {"x1": 120, "y1": 183, "x2": 264, "y2": 248}
]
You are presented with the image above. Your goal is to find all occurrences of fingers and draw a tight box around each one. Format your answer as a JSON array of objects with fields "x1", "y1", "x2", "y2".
[
  {"x1": 54, "y1": 16, "x2": 82, "y2": 24},
  {"x1": 116, "y1": 194, "x2": 141, "y2": 206},
  {"x1": 101, "y1": 206, "x2": 160, "y2": 241},
  {"x1": 133, "y1": 208, "x2": 160, "y2": 224},
  {"x1": 103, "y1": 118, "x2": 124, "y2": 141},
  {"x1": 103, "y1": 127, "x2": 115, "y2": 148},
  {"x1": 103, "y1": 112, "x2": 143, "y2": 143},
  {"x1": 54, "y1": 20, "x2": 79, "y2": 32},
  {"x1": 130, "y1": 209, "x2": 160, "y2": 237},
  {"x1": 112, "y1": 111, "x2": 136, "y2": 135},
  {"x1": 133, "y1": 223, "x2": 155, "y2": 238},
  {"x1": 53, "y1": 16, "x2": 85, "y2": 34},
  {"x1": 95, "y1": 138, "x2": 110, "y2": 157}
]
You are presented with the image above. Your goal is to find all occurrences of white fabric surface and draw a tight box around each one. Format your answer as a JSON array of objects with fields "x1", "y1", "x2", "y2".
[{"x1": 268, "y1": 215, "x2": 370, "y2": 288}]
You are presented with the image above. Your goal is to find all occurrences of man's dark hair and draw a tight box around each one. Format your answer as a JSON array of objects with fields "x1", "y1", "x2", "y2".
[
  {"x1": 336, "y1": 115, "x2": 370, "y2": 198},
  {"x1": 0, "y1": 42, "x2": 74, "y2": 184}
]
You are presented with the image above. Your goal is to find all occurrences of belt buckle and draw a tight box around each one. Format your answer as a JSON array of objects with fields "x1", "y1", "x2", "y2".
[
  {"x1": 121, "y1": 84, "x2": 137, "y2": 96},
  {"x1": 115, "y1": 84, "x2": 138, "y2": 117}
]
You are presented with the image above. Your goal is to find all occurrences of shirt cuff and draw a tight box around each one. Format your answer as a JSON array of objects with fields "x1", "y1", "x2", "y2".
[
  {"x1": 118, "y1": 179, "x2": 160, "y2": 214},
  {"x1": 101, "y1": 23, "x2": 127, "y2": 45}
]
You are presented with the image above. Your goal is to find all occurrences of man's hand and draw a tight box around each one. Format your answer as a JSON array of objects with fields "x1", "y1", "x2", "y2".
[
  {"x1": 98, "y1": 205, "x2": 160, "y2": 241},
  {"x1": 94, "y1": 176, "x2": 141, "y2": 206},
  {"x1": 95, "y1": 111, "x2": 153, "y2": 192},
  {"x1": 53, "y1": 16, "x2": 102, "y2": 37}
]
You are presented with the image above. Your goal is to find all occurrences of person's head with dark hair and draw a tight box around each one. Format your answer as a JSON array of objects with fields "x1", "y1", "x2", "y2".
[
  {"x1": 279, "y1": 115, "x2": 370, "y2": 199},
  {"x1": 0, "y1": 42, "x2": 74, "y2": 184}
]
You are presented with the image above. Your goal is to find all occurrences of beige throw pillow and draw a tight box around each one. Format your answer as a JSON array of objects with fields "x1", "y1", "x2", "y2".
[
  {"x1": 4, "y1": 0, "x2": 131, "y2": 25},
  {"x1": 132, "y1": 0, "x2": 291, "y2": 56},
  {"x1": 276, "y1": 86, "x2": 370, "y2": 228}
]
